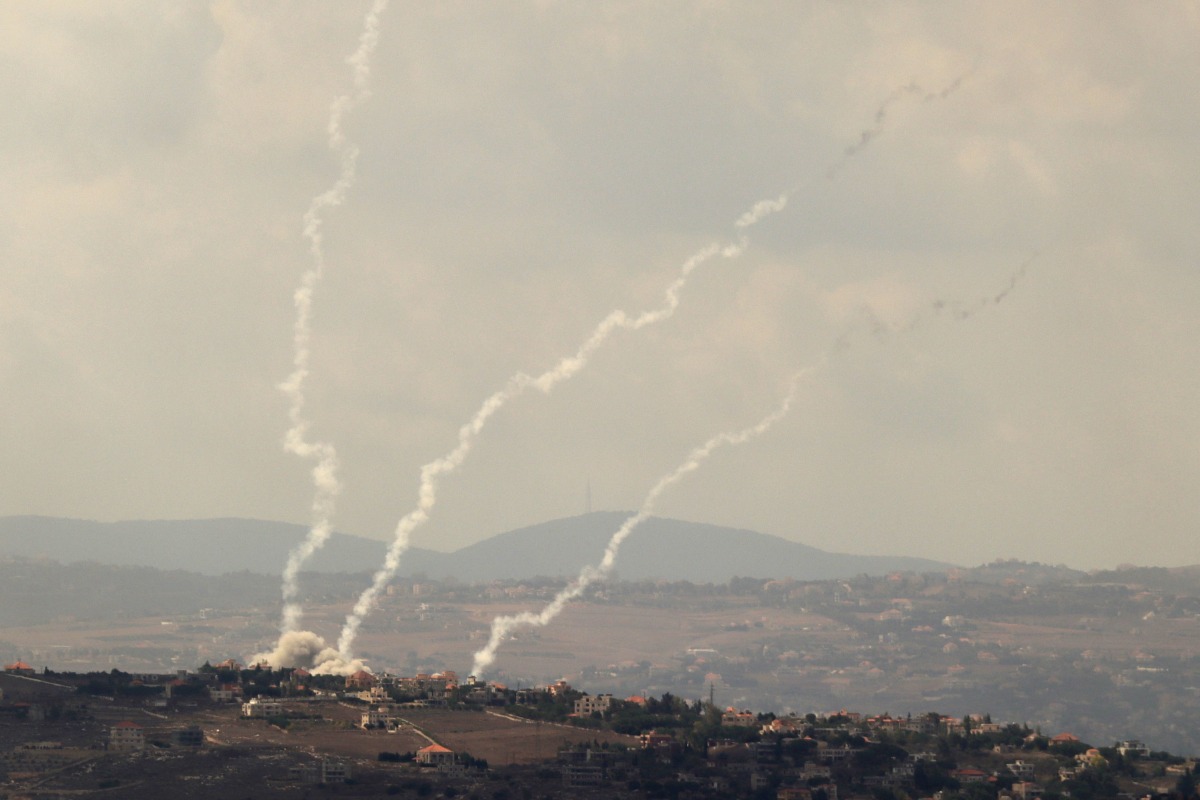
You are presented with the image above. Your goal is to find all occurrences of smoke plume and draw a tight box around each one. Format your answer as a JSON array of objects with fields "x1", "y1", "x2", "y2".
[
  {"x1": 278, "y1": 0, "x2": 389, "y2": 637},
  {"x1": 468, "y1": 257, "x2": 1033, "y2": 678},
  {"x1": 248, "y1": 630, "x2": 368, "y2": 676},
  {"x1": 332, "y1": 193, "x2": 790, "y2": 660},
  {"x1": 331, "y1": 75, "x2": 979, "y2": 664},
  {"x1": 469, "y1": 362, "x2": 825, "y2": 678}
]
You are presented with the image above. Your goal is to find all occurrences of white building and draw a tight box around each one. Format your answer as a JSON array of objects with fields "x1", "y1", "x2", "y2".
[
  {"x1": 361, "y1": 707, "x2": 397, "y2": 729},
  {"x1": 574, "y1": 694, "x2": 613, "y2": 716},
  {"x1": 241, "y1": 697, "x2": 284, "y2": 718},
  {"x1": 208, "y1": 685, "x2": 236, "y2": 702}
]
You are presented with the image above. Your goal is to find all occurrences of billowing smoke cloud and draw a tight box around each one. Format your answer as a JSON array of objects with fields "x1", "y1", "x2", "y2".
[
  {"x1": 278, "y1": 0, "x2": 389, "y2": 637},
  {"x1": 468, "y1": 260, "x2": 1033, "y2": 678},
  {"x1": 470, "y1": 362, "x2": 826, "y2": 678},
  {"x1": 333, "y1": 193, "x2": 790, "y2": 661},
  {"x1": 248, "y1": 630, "x2": 368, "y2": 676}
]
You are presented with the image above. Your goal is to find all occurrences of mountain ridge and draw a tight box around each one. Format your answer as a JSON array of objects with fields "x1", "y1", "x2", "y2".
[{"x1": 0, "y1": 513, "x2": 953, "y2": 581}]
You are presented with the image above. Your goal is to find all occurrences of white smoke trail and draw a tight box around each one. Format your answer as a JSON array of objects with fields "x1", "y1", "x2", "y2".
[
  {"x1": 333, "y1": 193, "x2": 790, "y2": 659},
  {"x1": 467, "y1": 256, "x2": 1035, "y2": 678},
  {"x1": 326, "y1": 73, "x2": 974, "y2": 663},
  {"x1": 469, "y1": 362, "x2": 825, "y2": 678},
  {"x1": 277, "y1": 0, "x2": 390, "y2": 638}
]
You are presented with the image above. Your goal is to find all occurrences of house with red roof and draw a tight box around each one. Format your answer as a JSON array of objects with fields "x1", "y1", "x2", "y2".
[
  {"x1": 3, "y1": 661, "x2": 35, "y2": 676},
  {"x1": 345, "y1": 670, "x2": 376, "y2": 690},
  {"x1": 416, "y1": 743, "x2": 455, "y2": 766},
  {"x1": 952, "y1": 768, "x2": 992, "y2": 784}
]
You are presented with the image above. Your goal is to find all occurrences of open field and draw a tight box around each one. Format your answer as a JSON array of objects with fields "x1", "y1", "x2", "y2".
[
  {"x1": 0, "y1": 595, "x2": 837, "y2": 679},
  {"x1": 399, "y1": 708, "x2": 637, "y2": 765},
  {"x1": 972, "y1": 614, "x2": 1200, "y2": 657}
]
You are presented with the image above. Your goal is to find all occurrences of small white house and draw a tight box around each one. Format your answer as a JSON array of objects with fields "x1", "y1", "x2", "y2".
[
  {"x1": 574, "y1": 694, "x2": 613, "y2": 716},
  {"x1": 241, "y1": 697, "x2": 284, "y2": 718}
]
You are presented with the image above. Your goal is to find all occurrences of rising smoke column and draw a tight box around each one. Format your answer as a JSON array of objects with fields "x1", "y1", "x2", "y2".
[
  {"x1": 468, "y1": 258, "x2": 1034, "y2": 679},
  {"x1": 319, "y1": 72, "x2": 974, "y2": 672},
  {"x1": 470, "y1": 362, "x2": 825, "y2": 678},
  {"x1": 329, "y1": 194, "x2": 789, "y2": 665},
  {"x1": 277, "y1": 0, "x2": 389, "y2": 638}
]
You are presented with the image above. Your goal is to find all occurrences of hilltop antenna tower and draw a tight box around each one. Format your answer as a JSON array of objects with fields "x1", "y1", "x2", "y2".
[{"x1": 586, "y1": 479, "x2": 592, "y2": 515}]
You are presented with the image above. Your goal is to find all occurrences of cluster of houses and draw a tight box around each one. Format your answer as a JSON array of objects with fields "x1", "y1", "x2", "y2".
[
  {"x1": 553, "y1": 723, "x2": 1157, "y2": 799},
  {"x1": 7, "y1": 654, "x2": 1191, "y2": 799}
]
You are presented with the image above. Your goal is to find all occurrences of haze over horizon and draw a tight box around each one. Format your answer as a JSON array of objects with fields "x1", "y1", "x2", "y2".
[{"x1": 4, "y1": 4, "x2": 1198, "y2": 572}]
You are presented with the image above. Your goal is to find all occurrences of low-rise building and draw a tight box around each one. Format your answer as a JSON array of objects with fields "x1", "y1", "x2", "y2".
[
  {"x1": 1117, "y1": 739, "x2": 1150, "y2": 757},
  {"x1": 574, "y1": 693, "x2": 613, "y2": 716},
  {"x1": 346, "y1": 670, "x2": 376, "y2": 690},
  {"x1": 109, "y1": 721, "x2": 145, "y2": 752},
  {"x1": 1012, "y1": 780, "x2": 1043, "y2": 800},
  {"x1": 722, "y1": 707, "x2": 758, "y2": 727},
  {"x1": 290, "y1": 758, "x2": 352, "y2": 784},
  {"x1": 361, "y1": 707, "x2": 398, "y2": 729},
  {"x1": 416, "y1": 743, "x2": 456, "y2": 766},
  {"x1": 953, "y1": 768, "x2": 990, "y2": 784},
  {"x1": 241, "y1": 697, "x2": 284, "y2": 718},
  {"x1": 562, "y1": 763, "x2": 605, "y2": 787}
]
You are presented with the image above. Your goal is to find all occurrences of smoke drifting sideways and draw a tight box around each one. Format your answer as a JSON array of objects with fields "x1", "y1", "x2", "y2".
[
  {"x1": 329, "y1": 194, "x2": 790, "y2": 667},
  {"x1": 470, "y1": 362, "x2": 826, "y2": 678},
  {"x1": 276, "y1": 0, "x2": 389, "y2": 641},
  {"x1": 468, "y1": 258, "x2": 1034, "y2": 680}
]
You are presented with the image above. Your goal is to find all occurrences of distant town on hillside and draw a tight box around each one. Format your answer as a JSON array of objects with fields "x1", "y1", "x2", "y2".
[{"x1": 1, "y1": 657, "x2": 1197, "y2": 799}]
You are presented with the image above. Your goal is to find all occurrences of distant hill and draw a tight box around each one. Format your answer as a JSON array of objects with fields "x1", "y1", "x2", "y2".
[
  {"x1": 0, "y1": 516, "x2": 403, "y2": 576},
  {"x1": 0, "y1": 558, "x2": 279, "y2": 626},
  {"x1": 0, "y1": 513, "x2": 952, "y2": 582},
  {"x1": 434, "y1": 512, "x2": 952, "y2": 582}
]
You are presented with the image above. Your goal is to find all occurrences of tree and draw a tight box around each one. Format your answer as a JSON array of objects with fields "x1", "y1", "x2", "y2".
[{"x1": 1176, "y1": 771, "x2": 1196, "y2": 800}]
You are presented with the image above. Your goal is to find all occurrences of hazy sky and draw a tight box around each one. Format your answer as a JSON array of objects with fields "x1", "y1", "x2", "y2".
[{"x1": 4, "y1": 2, "x2": 1199, "y2": 571}]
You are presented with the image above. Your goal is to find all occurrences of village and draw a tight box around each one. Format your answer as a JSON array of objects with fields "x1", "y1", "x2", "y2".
[{"x1": 0, "y1": 657, "x2": 1196, "y2": 799}]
